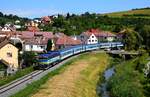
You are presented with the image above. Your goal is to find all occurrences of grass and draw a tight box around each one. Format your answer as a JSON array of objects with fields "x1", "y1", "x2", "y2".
[
  {"x1": 11, "y1": 52, "x2": 110, "y2": 97},
  {"x1": 11, "y1": 53, "x2": 89, "y2": 97},
  {"x1": 0, "y1": 66, "x2": 34, "y2": 86},
  {"x1": 74, "y1": 53, "x2": 109, "y2": 97},
  {"x1": 105, "y1": 9, "x2": 150, "y2": 18},
  {"x1": 107, "y1": 53, "x2": 149, "y2": 97}
]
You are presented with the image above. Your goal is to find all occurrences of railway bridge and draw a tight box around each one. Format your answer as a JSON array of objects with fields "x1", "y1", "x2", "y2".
[{"x1": 107, "y1": 50, "x2": 141, "y2": 60}]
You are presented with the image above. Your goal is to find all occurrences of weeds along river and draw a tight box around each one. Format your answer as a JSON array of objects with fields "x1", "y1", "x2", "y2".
[
  {"x1": 97, "y1": 58, "x2": 122, "y2": 97},
  {"x1": 97, "y1": 57, "x2": 123, "y2": 97},
  {"x1": 98, "y1": 67, "x2": 115, "y2": 97}
]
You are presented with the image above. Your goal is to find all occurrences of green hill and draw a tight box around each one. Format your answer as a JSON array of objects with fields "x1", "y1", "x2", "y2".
[
  {"x1": 0, "y1": 12, "x2": 29, "y2": 26},
  {"x1": 105, "y1": 8, "x2": 150, "y2": 18}
]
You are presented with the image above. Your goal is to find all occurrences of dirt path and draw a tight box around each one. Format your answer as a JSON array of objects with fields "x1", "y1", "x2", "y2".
[
  {"x1": 31, "y1": 53, "x2": 108, "y2": 97},
  {"x1": 32, "y1": 60, "x2": 89, "y2": 97}
]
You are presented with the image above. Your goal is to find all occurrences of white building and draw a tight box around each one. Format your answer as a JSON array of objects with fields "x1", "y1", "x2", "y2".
[
  {"x1": 24, "y1": 44, "x2": 47, "y2": 52},
  {"x1": 87, "y1": 33, "x2": 98, "y2": 44},
  {"x1": 1, "y1": 26, "x2": 12, "y2": 32},
  {"x1": 21, "y1": 32, "x2": 54, "y2": 52},
  {"x1": 79, "y1": 31, "x2": 98, "y2": 44},
  {"x1": 79, "y1": 29, "x2": 116, "y2": 44}
]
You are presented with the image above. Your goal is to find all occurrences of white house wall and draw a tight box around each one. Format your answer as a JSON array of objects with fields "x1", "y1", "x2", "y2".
[
  {"x1": 25, "y1": 45, "x2": 46, "y2": 52},
  {"x1": 87, "y1": 34, "x2": 98, "y2": 44}
]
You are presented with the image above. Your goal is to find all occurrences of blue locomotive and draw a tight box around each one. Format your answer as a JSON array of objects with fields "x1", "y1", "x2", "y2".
[{"x1": 34, "y1": 42, "x2": 123, "y2": 70}]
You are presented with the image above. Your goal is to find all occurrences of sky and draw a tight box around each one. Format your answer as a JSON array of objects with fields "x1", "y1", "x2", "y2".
[{"x1": 0, "y1": 0, "x2": 150, "y2": 18}]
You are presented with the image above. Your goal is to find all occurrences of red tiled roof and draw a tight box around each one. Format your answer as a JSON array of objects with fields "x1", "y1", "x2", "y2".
[
  {"x1": 24, "y1": 38, "x2": 49, "y2": 45},
  {"x1": 27, "y1": 26, "x2": 40, "y2": 32},
  {"x1": 56, "y1": 35, "x2": 82, "y2": 45},
  {"x1": 41, "y1": 16, "x2": 51, "y2": 22},
  {"x1": 21, "y1": 31, "x2": 34, "y2": 38},
  {"x1": 83, "y1": 29, "x2": 116, "y2": 37},
  {"x1": 21, "y1": 32, "x2": 53, "y2": 45},
  {"x1": 19, "y1": 31, "x2": 53, "y2": 39},
  {"x1": 35, "y1": 32, "x2": 53, "y2": 38},
  {"x1": 0, "y1": 37, "x2": 15, "y2": 49}
]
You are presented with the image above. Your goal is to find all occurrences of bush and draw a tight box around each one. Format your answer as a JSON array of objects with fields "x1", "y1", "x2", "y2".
[{"x1": 107, "y1": 55, "x2": 149, "y2": 97}]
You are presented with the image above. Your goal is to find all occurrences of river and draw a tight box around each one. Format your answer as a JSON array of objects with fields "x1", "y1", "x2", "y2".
[{"x1": 97, "y1": 66, "x2": 115, "y2": 97}]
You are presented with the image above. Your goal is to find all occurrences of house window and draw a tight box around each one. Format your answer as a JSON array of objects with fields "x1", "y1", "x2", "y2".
[
  {"x1": 81, "y1": 36, "x2": 84, "y2": 39},
  {"x1": 7, "y1": 52, "x2": 12, "y2": 58},
  {"x1": 92, "y1": 40, "x2": 94, "y2": 42},
  {"x1": 30, "y1": 45, "x2": 33, "y2": 49},
  {"x1": 40, "y1": 46, "x2": 45, "y2": 49},
  {"x1": 92, "y1": 36, "x2": 94, "y2": 38},
  {"x1": 89, "y1": 40, "x2": 91, "y2": 42}
]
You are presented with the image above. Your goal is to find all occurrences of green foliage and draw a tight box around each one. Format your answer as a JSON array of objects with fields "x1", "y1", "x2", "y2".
[
  {"x1": 107, "y1": 54, "x2": 149, "y2": 97},
  {"x1": 46, "y1": 39, "x2": 52, "y2": 51},
  {"x1": 39, "y1": 12, "x2": 150, "y2": 36},
  {"x1": 22, "y1": 52, "x2": 37, "y2": 67},
  {"x1": 0, "y1": 64, "x2": 7, "y2": 70},
  {"x1": 123, "y1": 29, "x2": 143, "y2": 50},
  {"x1": 113, "y1": 25, "x2": 124, "y2": 33},
  {"x1": 106, "y1": 8, "x2": 150, "y2": 18},
  {"x1": 37, "y1": 12, "x2": 150, "y2": 51},
  {"x1": 0, "y1": 12, "x2": 29, "y2": 30},
  {"x1": 137, "y1": 25, "x2": 150, "y2": 50}
]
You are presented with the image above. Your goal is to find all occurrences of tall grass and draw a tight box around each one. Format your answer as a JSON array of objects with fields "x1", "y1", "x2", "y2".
[
  {"x1": 74, "y1": 53, "x2": 109, "y2": 97},
  {"x1": 107, "y1": 53, "x2": 149, "y2": 97}
]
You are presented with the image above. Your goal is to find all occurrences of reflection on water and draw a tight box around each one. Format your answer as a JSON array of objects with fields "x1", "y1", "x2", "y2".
[{"x1": 98, "y1": 67, "x2": 115, "y2": 97}]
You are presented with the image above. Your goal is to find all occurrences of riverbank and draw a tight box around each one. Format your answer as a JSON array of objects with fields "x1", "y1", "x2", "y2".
[
  {"x1": 11, "y1": 52, "x2": 109, "y2": 97},
  {"x1": 106, "y1": 53, "x2": 150, "y2": 97}
]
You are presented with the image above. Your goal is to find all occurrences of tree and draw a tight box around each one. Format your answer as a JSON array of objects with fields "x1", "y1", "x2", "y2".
[
  {"x1": 0, "y1": 12, "x2": 3, "y2": 17},
  {"x1": 22, "y1": 52, "x2": 37, "y2": 67},
  {"x1": 66, "y1": 13, "x2": 71, "y2": 19},
  {"x1": 113, "y1": 25, "x2": 124, "y2": 33},
  {"x1": 138, "y1": 25, "x2": 150, "y2": 50},
  {"x1": 46, "y1": 39, "x2": 52, "y2": 51},
  {"x1": 123, "y1": 29, "x2": 143, "y2": 50}
]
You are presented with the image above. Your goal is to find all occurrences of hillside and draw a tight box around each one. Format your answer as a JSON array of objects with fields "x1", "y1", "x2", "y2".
[
  {"x1": 105, "y1": 8, "x2": 150, "y2": 18},
  {"x1": 0, "y1": 12, "x2": 29, "y2": 26}
]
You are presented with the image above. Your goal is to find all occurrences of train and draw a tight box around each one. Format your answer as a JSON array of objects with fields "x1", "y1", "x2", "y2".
[{"x1": 34, "y1": 42, "x2": 123, "y2": 70}]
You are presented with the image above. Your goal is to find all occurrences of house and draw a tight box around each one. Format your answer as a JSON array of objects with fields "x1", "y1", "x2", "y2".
[
  {"x1": 20, "y1": 32, "x2": 54, "y2": 52},
  {"x1": 0, "y1": 37, "x2": 19, "y2": 75},
  {"x1": 14, "y1": 25, "x2": 21, "y2": 29},
  {"x1": 79, "y1": 31, "x2": 98, "y2": 44},
  {"x1": 41, "y1": 16, "x2": 53, "y2": 24},
  {"x1": 26, "y1": 21, "x2": 40, "y2": 32},
  {"x1": 79, "y1": 29, "x2": 116, "y2": 44},
  {"x1": 0, "y1": 31, "x2": 54, "y2": 52},
  {"x1": 54, "y1": 33, "x2": 82, "y2": 49},
  {"x1": 0, "y1": 26, "x2": 2, "y2": 30},
  {"x1": 27, "y1": 26, "x2": 40, "y2": 32},
  {"x1": 1, "y1": 25, "x2": 16, "y2": 32},
  {"x1": 15, "y1": 20, "x2": 20, "y2": 24}
]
